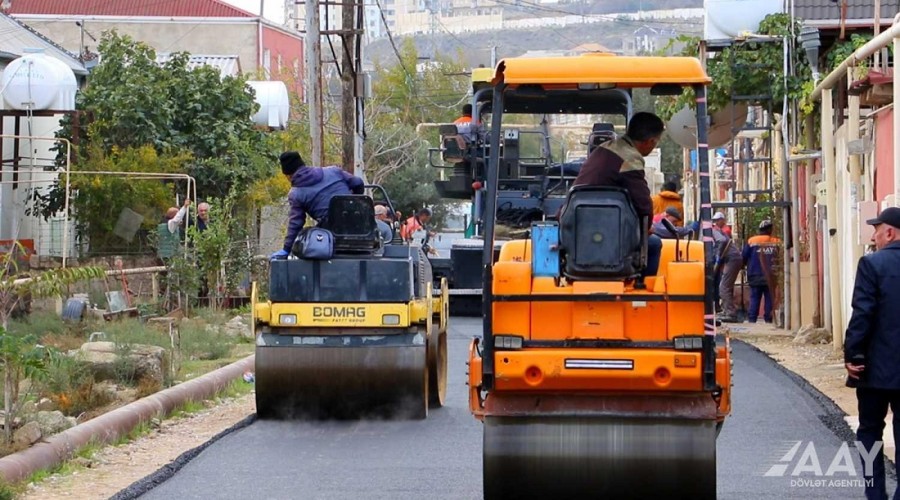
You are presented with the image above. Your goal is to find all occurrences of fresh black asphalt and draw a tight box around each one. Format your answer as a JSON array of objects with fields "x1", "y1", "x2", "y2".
[{"x1": 114, "y1": 317, "x2": 894, "y2": 499}]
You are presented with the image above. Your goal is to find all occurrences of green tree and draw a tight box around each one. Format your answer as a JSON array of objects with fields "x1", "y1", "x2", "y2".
[
  {"x1": 34, "y1": 31, "x2": 274, "y2": 252},
  {"x1": 656, "y1": 14, "x2": 814, "y2": 121},
  {"x1": 365, "y1": 40, "x2": 470, "y2": 219}
]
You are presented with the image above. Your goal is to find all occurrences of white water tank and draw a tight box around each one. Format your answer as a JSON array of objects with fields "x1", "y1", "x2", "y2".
[
  {"x1": 1, "y1": 49, "x2": 78, "y2": 111},
  {"x1": 704, "y1": 0, "x2": 783, "y2": 41},
  {"x1": 246, "y1": 81, "x2": 290, "y2": 129}
]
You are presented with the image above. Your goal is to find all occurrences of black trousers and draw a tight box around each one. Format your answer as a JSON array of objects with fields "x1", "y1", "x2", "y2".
[{"x1": 857, "y1": 387, "x2": 900, "y2": 500}]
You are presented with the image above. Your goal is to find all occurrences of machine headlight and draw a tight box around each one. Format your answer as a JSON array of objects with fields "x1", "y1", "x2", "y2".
[
  {"x1": 279, "y1": 314, "x2": 297, "y2": 325},
  {"x1": 382, "y1": 314, "x2": 401, "y2": 325},
  {"x1": 674, "y1": 336, "x2": 703, "y2": 350},
  {"x1": 494, "y1": 335, "x2": 524, "y2": 350}
]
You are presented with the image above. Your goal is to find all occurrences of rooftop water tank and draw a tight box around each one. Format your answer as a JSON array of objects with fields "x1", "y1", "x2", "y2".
[
  {"x1": 247, "y1": 81, "x2": 290, "y2": 129},
  {"x1": 1, "y1": 49, "x2": 78, "y2": 111},
  {"x1": 704, "y1": 0, "x2": 783, "y2": 41}
]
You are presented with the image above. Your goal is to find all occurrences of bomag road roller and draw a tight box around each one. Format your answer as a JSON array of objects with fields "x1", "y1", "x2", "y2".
[
  {"x1": 467, "y1": 54, "x2": 733, "y2": 499},
  {"x1": 253, "y1": 187, "x2": 449, "y2": 419}
]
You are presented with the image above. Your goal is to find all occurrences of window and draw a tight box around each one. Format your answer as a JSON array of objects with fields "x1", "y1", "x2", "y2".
[{"x1": 263, "y1": 48, "x2": 271, "y2": 78}]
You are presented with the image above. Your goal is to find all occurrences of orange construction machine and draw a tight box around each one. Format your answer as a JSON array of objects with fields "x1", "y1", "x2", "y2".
[{"x1": 467, "y1": 54, "x2": 732, "y2": 498}]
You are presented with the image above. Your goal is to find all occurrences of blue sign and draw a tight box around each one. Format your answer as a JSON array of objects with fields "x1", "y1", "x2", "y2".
[{"x1": 689, "y1": 148, "x2": 727, "y2": 171}]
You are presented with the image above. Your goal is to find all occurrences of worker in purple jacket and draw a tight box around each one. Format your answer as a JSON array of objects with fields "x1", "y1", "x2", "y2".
[{"x1": 270, "y1": 151, "x2": 365, "y2": 259}]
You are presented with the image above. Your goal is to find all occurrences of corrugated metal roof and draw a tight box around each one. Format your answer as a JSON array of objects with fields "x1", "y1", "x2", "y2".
[
  {"x1": 794, "y1": 0, "x2": 900, "y2": 22},
  {"x1": 0, "y1": 13, "x2": 87, "y2": 75},
  {"x1": 4, "y1": 0, "x2": 256, "y2": 17},
  {"x1": 156, "y1": 53, "x2": 242, "y2": 76}
]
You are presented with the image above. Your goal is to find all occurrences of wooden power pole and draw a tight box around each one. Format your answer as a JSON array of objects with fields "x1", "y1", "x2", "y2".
[
  {"x1": 341, "y1": 2, "x2": 356, "y2": 173},
  {"x1": 305, "y1": 0, "x2": 324, "y2": 166},
  {"x1": 340, "y1": 1, "x2": 364, "y2": 176}
]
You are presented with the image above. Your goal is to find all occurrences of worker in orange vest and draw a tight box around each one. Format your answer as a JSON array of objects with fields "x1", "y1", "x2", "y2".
[
  {"x1": 651, "y1": 181, "x2": 685, "y2": 227},
  {"x1": 742, "y1": 219, "x2": 781, "y2": 323},
  {"x1": 400, "y1": 208, "x2": 433, "y2": 242}
]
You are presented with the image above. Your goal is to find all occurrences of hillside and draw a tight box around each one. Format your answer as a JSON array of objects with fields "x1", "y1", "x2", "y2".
[{"x1": 364, "y1": 16, "x2": 702, "y2": 68}]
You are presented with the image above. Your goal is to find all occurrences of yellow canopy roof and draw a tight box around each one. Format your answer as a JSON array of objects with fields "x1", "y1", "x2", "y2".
[
  {"x1": 493, "y1": 54, "x2": 710, "y2": 87},
  {"x1": 471, "y1": 67, "x2": 493, "y2": 84}
]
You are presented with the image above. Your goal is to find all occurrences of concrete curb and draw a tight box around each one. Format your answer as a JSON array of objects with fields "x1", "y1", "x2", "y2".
[{"x1": 0, "y1": 354, "x2": 255, "y2": 484}]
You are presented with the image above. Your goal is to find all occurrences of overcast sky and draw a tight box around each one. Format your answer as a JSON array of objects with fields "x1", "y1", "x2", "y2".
[{"x1": 221, "y1": 0, "x2": 287, "y2": 24}]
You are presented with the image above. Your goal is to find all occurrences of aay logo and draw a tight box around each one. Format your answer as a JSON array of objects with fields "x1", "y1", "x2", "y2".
[{"x1": 765, "y1": 441, "x2": 881, "y2": 480}]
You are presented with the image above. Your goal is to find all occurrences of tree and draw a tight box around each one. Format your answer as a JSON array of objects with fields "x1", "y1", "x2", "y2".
[
  {"x1": 364, "y1": 41, "x2": 470, "y2": 219},
  {"x1": 656, "y1": 15, "x2": 814, "y2": 121},
  {"x1": 34, "y1": 32, "x2": 274, "y2": 253}
]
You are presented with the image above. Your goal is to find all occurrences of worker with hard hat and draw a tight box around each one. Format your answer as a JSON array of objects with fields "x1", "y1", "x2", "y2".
[{"x1": 742, "y1": 219, "x2": 781, "y2": 324}]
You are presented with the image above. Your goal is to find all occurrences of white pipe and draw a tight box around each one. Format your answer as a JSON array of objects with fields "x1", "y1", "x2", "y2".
[
  {"x1": 811, "y1": 13, "x2": 900, "y2": 102},
  {"x1": 822, "y1": 90, "x2": 842, "y2": 352},
  {"x1": 11, "y1": 266, "x2": 168, "y2": 287},
  {"x1": 780, "y1": 38, "x2": 794, "y2": 331}
]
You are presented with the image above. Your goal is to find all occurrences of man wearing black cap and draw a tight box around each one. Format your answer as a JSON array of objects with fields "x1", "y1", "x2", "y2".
[
  {"x1": 650, "y1": 207, "x2": 696, "y2": 239},
  {"x1": 844, "y1": 206, "x2": 900, "y2": 500},
  {"x1": 271, "y1": 151, "x2": 365, "y2": 259}
]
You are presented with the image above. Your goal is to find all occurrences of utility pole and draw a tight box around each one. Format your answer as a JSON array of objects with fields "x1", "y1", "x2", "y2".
[
  {"x1": 306, "y1": 0, "x2": 324, "y2": 166},
  {"x1": 341, "y1": 0, "x2": 357, "y2": 174}
]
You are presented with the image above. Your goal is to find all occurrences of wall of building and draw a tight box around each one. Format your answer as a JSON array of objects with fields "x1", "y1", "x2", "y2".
[
  {"x1": 875, "y1": 108, "x2": 895, "y2": 205},
  {"x1": 15, "y1": 17, "x2": 261, "y2": 72},
  {"x1": 261, "y1": 24, "x2": 304, "y2": 98}
]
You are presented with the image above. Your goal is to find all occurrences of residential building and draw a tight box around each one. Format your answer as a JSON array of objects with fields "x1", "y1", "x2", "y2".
[
  {"x1": 792, "y1": 0, "x2": 899, "y2": 339},
  {"x1": 3, "y1": 0, "x2": 304, "y2": 95}
]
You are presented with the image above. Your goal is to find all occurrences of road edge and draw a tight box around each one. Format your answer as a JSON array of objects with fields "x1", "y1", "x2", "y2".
[
  {"x1": 734, "y1": 338, "x2": 897, "y2": 479},
  {"x1": 108, "y1": 413, "x2": 257, "y2": 499},
  {"x1": 0, "y1": 355, "x2": 255, "y2": 484}
]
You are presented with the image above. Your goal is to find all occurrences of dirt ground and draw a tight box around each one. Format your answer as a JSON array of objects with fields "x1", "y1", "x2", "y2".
[
  {"x1": 18, "y1": 323, "x2": 860, "y2": 499},
  {"x1": 20, "y1": 395, "x2": 256, "y2": 500},
  {"x1": 724, "y1": 322, "x2": 856, "y2": 416}
]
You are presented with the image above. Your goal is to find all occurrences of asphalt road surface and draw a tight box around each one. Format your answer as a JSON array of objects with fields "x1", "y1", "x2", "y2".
[{"x1": 119, "y1": 317, "x2": 893, "y2": 499}]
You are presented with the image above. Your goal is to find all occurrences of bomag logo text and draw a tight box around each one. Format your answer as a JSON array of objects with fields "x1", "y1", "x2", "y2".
[{"x1": 312, "y1": 306, "x2": 367, "y2": 318}]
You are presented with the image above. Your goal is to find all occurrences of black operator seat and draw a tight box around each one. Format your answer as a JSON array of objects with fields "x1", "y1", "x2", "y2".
[
  {"x1": 558, "y1": 186, "x2": 644, "y2": 280},
  {"x1": 587, "y1": 122, "x2": 617, "y2": 156},
  {"x1": 440, "y1": 124, "x2": 469, "y2": 164},
  {"x1": 324, "y1": 195, "x2": 381, "y2": 254}
]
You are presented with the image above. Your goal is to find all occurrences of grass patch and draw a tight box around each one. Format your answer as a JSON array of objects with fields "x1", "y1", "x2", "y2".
[
  {"x1": 102, "y1": 318, "x2": 169, "y2": 350},
  {"x1": 0, "y1": 480, "x2": 19, "y2": 500},
  {"x1": 191, "y1": 308, "x2": 232, "y2": 327},
  {"x1": 222, "y1": 378, "x2": 255, "y2": 399},
  {"x1": 170, "y1": 399, "x2": 206, "y2": 418},
  {"x1": 179, "y1": 318, "x2": 234, "y2": 361},
  {"x1": 42, "y1": 354, "x2": 112, "y2": 416},
  {"x1": 75, "y1": 440, "x2": 103, "y2": 460},
  {"x1": 9, "y1": 311, "x2": 68, "y2": 338},
  {"x1": 112, "y1": 420, "x2": 152, "y2": 447}
]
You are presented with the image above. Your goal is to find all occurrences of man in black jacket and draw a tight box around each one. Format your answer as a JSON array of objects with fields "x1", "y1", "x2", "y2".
[{"x1": 845, "y1": 206, "x2": 900, "y2": 500}]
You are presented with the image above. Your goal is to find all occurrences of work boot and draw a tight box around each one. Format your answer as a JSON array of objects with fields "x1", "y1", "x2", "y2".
[{"x1": 720, "y1": 315, "x2": 740, "y2": 323}]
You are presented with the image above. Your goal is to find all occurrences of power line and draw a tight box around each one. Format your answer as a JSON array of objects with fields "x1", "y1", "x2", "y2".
[{"x1": 372, "y1": 0, "x2": 414, "y2": 81}]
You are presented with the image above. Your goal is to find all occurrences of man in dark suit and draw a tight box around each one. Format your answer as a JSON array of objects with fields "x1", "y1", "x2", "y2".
[{"x1": 844, "y1": 206, "x2": 900, "y2": 500}]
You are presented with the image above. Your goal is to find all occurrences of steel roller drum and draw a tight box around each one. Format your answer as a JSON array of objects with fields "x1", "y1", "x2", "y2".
[
  {"x1": 256, "y1": 333, "x2": 427, "y2": 420},
  {"x1": 483, "y1": 415, "x2": 717, "y2": 499}
]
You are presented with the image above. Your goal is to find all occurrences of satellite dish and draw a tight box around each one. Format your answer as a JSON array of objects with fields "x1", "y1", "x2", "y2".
[{"x1": 666, "y1": 103, "x2": 749, "y2": 149}]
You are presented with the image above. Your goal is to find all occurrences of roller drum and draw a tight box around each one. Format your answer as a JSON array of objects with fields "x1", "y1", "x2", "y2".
[
  {"x1": 483, "y1": 415, "x2": 717, "y2": 499},
  {"x1": 256, "y1": 333, "x2": 427, "y2": 420}
]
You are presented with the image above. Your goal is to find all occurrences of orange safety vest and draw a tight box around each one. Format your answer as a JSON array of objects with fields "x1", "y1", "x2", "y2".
[{"x1": 401, "y1": 216, "x2": 424, "y2": 241}]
